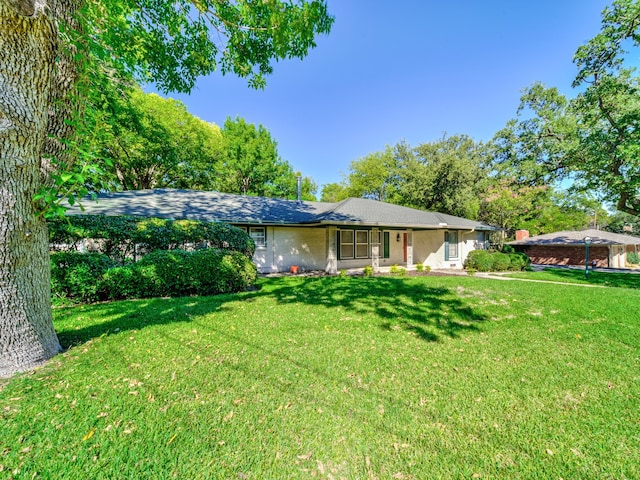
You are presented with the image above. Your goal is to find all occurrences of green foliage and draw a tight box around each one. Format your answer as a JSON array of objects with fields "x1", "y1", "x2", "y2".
[
  {"x1": 52, "y1": 249, "x2": 256, "y2": 304},
  {"x1": 508, "y1": 253, "x2": 531, "y2": 271},
  {"x1": 49, "y1": 215, "x2": 255, "y2": 260},
  {"x1": 218, "y1": 117, "x2": 317, "y2": 199},
  {"x1": 36, "y1": 1, "x2": 333, "y2": 217},
  {"x1": 466, "y1": 249, "x2": 531, "y2": 272},
  {"x1": 465, "y1": 250, "x2": 494, "y2": 272},
  {"x1": 99, "y1": 249, "x2": 256, "y2": 301},
  {"x1": 98, "y1": 88, "x2": 225, "y2": 191},
  {"x1": 501, "y1": 244, "x2": 515, "y2": 254},
  {"x1": 363, "y1": 265, "x2": 373, "y2": 276},
  {"x1": 416, "y1": 263, "x2": 424, "y2": 272},
  {"x1": 494, "y1": 1, "x2": 640, "y2": 218},
  {"x1": 627, "y1": 251, "x2": 640, "y2": 264},
  {"x1": 399, "y1": 135, "x2": 489, "y2": 219},
  {"x1": 320, "y1": 182, "x2": 350, "y2": 202},
  {"x1": 50, "y1": 252, "x2": 116, "y2": 303},
  {"x1": 466, "y1": 249, "x2": 530, "y2": 272},
  {"x1": 346, "y1": 146, "x2": 400, "y2": 202},
  {"x1": 489, "y1": 252, "x2": 509, "y2": 272}
]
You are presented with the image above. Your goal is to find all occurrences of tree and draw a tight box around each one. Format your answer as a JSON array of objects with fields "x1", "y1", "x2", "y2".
[
  {"x1": 495, "y1": 0, "x2": 640, "y2": 217},
  {"x1": 0, "y1": 0, "x2": 333, "y2": 378},
  {"x1": 218, "y1": 117, "x2": 309, "y2": 198},
  {"x1": 346, "y1": 146, "x2": 400, "y2": 202},
  {"x1": 398, "y1": 135, "x2": 489, "y2": 219},
  {"x1": 320, "y1": 182, "x2": 350, "y2": 203},
  {"x1": 101, "y1": 88, "x2": 224, "y2": 191}
]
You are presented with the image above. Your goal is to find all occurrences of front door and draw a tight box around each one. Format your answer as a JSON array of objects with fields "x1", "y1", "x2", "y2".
[{"x1": 403, "y1": 233, "x2": 407, "y2": 263}]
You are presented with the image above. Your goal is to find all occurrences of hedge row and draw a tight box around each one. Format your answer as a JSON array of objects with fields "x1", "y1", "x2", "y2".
[
  {"x1": 465, "y1": 249, "x2": 531, "y2": 272},
  {"x1": 49, "y1": 215, "x2": 255, "y2": 260},
  {"x1": 51, "y1": 250, "x2": 257, "y2": 304}
]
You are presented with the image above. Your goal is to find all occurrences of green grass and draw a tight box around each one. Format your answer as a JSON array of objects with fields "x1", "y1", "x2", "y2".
[
  {"x1": 505, "y1": 267, "x2": 640, "y2": 289},
  {"x1": 1, "y1": 275, "x2": 639, "y2": 479}
]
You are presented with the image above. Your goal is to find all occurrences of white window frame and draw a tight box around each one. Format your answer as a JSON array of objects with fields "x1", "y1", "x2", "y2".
[
  {"x1": 447, "y1": 230, "x2": 459, "y2": 259},
  {"x1": 355, "y1": 230, "x2": 369, "y2": 259},
  {"x1": 249, "y1": 227, "x2": 266, "y2": 249},
  {"x1": 340, "y1": 230, "x2": 355, "y2": 260}
]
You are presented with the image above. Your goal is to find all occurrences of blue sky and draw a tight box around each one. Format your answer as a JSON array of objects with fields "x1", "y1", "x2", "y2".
[{"x1": 169, "y1": 0, "x2": 610, "y2": 194}]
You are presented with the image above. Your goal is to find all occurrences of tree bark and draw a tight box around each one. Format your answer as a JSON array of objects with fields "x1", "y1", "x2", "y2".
[{"x1": 0, "y1": 0, "x2": 62, "y2": 378}]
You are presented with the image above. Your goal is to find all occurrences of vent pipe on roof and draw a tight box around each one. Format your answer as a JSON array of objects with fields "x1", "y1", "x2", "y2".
[{"x1": 297, "y1": 175, "x2": 302, "y2": 204}]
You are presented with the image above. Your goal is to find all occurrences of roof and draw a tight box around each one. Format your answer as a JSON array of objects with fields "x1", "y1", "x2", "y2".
[
  {"x1": 508, "y1": 228, "x2": 640, "y2": 246},
  {"x1": 66, "y1": 189, "x2": 497, "y2": 231}
]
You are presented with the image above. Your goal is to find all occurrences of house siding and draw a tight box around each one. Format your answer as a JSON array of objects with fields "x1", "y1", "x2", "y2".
[{"x1": 251, "y1": 226, "x2": 327, "y2": 273}]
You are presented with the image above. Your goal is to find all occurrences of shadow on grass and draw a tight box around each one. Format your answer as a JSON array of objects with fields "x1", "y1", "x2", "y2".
[
  {"x1": 54, "y1": 275, "x2": 488, "y2": 349},
  {"x1": 538, "y1": 267, "x2": 640, "y2": 289},
  {"x1": 252, "y1": 276, "x2": 486, "y2": 341}
]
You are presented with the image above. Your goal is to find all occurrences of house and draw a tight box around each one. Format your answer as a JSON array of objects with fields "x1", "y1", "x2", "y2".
[
  {"x1": 65, "y1": 189, "x2": 497, "y2": 274},
  {"x1": 508, "y1": 229, "x2": 640, "y2": 268}
]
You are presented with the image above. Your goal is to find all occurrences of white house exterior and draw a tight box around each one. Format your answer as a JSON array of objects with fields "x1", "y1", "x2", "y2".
[{"x1": 66, "y1": 189, "x2": 496, "y2": 274}]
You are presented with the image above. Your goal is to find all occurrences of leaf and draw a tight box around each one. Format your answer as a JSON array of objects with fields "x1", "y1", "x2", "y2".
[{"x1": 82, "y1": 429, "x2": 96, "y2": 441}]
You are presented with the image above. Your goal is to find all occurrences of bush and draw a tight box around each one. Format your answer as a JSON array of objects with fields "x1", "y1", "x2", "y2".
[
  {"x1": 627, "y1": 251, "x2": 640, "y2": 265},
  {"x1": 416, "y1": 264, "x2": 424, "y2": 272},
  {"x1": 465, "y1": 249, "x2": 530, "y2": 272},
  {"x1": 508, "y1": 252, "x2": 531, "y2": 271},
  {"x1": 52, "y1": 249, "x2": 257, "y2": 303},
  {"x1": 492, "y1": 252, "x2": 512, "y2": 271},
  {"x1": 465, "y1": 250, "x2": 495, "y2": 272},
  {"x1": 99, "y1": 249, "x2": 257, "y2": 301},
  {"x1": 51, "y1": 252, "x2": 115, "y2": 303},
  {"x1": 363, "y1": 265, "x2": 373, "y2": 276},
  {"x1": 49, "y1": 215, "x2": 255, "y2": 260}
]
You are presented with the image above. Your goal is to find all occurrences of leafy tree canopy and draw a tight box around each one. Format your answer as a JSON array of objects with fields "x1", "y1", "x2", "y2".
[{"x1": 495, "y1": 0, "x2": 640, "y2": 217}]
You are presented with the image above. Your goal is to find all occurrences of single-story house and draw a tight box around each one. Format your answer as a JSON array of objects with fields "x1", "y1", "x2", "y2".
[
  {"x1": 65, "y1": 189, "x2": 497, "y2": 274},
  {"x1": 508, "y1": 228, "x2": 640, "y2": 268}
]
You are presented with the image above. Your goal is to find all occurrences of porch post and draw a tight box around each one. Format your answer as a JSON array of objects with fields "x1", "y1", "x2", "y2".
[
  {"x1": 371, "y1": 227, "x2": 380, "y2": 273},
  {"x1": 326, "y1": 226, "x2": 338, "y2": 274},
  {"x1": 406, "y1": 229, "x2": 413, "y2": 266}
]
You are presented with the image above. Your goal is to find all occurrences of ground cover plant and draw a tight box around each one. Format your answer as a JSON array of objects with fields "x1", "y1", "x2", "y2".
[
  {"x1": 1, "y1": 275, "x2": 638, "y2": 478},
  {"x1": 505, "y1": 267, "x2": 640, "y2": 289}
]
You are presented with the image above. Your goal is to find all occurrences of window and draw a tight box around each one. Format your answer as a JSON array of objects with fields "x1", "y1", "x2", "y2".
[
  {"x1": 249, "y1": 227, "x2": 266, "y2": 248},
  {"x1": 338, "y1": 229, "x2": 390, "y2": 260},
  {"x1": 339, "y1": 230, "x2": 354, "y2": 259},
  {"x1": 444, "y1": 231, "x2": 458, "y2": 260},
  {"x1": 355, "y1": 230, "x2": 369, "y2": 258}
]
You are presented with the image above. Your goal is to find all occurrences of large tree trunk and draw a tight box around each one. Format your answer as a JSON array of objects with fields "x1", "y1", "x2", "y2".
[{"x1": 0, "y1": 1, "x2": 62, "y2": 378}]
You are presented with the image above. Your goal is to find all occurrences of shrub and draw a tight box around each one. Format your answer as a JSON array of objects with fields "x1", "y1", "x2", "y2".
[
  {"x1": 51, "y1": 252, "x2": 115, "y2": 303},
  {"x1": 52, "y1": 249, "x2": 257, "y2": 303},
  {"x1": 465, "y1": 249, "x2": 530, "y2": 272},
  {"x1": 423, "y1": 265, "x2": 431, "y2": 273},
  {"x1": 492, "y1": 252, "x2": 512, "y2": 271},
  {"x1": 363, "y1": 265, "x2": 373, "y2": 276},
  {"x1": 627, "y1": 251, "x2": 640, "y2": 265},
  {"x1": 416, "y1": 264, "x2": 424, "y2": 272},
  {"x1": 465, "y1": 250, "x2": 495, "y2": 272},
  {"x1": 508, "y1": 252, "x2": 531, "y2": 271},
  {"x1": 501, "y1": 244, "x2": 515, "y2": 254},
  {"x1": 129, "y1": 249, "x2": 257, "y2": 299},
  {"x1": 49, "y1": 215, "x2": 255, "y2": 260}
]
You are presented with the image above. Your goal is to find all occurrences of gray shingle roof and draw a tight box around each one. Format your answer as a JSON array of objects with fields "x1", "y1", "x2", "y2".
[
  {"x1": 66, "y1": 189, "x2": 497, "y2": 230},
  {"x1": 508, "y1": 228, "x2": 640, "y2": 246}
]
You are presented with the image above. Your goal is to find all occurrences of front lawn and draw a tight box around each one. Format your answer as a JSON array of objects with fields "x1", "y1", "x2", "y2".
[{"x1": 1, "y1": 275, "x2": 639, "y2": 479}]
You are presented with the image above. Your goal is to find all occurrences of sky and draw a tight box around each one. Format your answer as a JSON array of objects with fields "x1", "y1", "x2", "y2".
[{"x1": 167, "y1": 0, "x2": 611, "y2": 194}]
